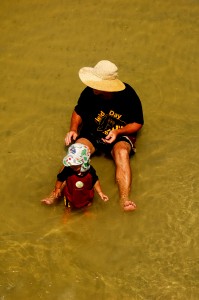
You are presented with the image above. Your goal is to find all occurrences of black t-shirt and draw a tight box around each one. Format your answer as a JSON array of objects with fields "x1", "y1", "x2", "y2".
[
  {"x1": 74, "y1": 83, "x2": 144, "y2": 139},
  {"x1": 57, "y1": 165, "x2": 98, "y2": 186}
]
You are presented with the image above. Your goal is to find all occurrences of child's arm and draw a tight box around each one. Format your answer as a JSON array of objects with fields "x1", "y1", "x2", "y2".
[
  {"x1": 41, "y1": 180, "x2": 63, "y2": 205},
  {"x1": 53, "y1": 180, "x2": 63, "y2": 198},
  {"x1": 94, "y1": 180, "x2": 109, "y2": 202},
  {"x1": 41, "y1": 167, "x2": 67, "y2": 205}
]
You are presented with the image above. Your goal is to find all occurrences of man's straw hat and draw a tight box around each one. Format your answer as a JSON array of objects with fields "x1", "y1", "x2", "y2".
[{"x1": 78, "y1": 60, "x2": 125, "y2": 92}]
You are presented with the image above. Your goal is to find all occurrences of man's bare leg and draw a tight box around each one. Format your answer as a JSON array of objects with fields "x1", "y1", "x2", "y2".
[
  {"x1": 111, "y1": 141, "x2": 136, "y2": 211},
  {"x1": 75, "y1": 138, "x2": 96, "y2": 154}
]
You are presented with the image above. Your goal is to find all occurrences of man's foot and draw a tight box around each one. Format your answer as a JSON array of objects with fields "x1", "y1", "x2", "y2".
[
  {"x1": 41, "y1": 192, "x2": 57, "y2": 205},
  {"x1": 123, "y1": 200, "x2": 137, "y2": 211}
]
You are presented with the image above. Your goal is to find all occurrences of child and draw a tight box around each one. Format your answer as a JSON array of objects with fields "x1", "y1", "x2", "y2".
[{"x1": 41, "y1": 143, "x2": 108, "y2": 209}]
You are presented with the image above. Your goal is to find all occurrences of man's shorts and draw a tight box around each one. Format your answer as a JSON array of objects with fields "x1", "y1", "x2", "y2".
[{"x1": 78, "y1": 132, "x2": 136, "y2": 155}]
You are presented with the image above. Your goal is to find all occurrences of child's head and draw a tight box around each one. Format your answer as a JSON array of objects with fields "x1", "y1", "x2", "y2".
[{"x1": 63, "y1": 143, "x2": 91, "y2": 172}]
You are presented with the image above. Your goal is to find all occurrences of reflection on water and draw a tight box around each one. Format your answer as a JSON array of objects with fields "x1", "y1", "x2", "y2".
[{"x1": 0, "y1": 0, "x2": 198, "y2": 299}]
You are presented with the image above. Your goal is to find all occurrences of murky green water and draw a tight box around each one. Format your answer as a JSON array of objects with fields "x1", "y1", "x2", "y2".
[{"x1": 0, "y1": 0, "x2": 198, "y2": 299}]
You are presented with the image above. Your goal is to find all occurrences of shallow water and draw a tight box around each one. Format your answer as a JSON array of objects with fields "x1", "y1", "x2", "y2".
[{"x1": 0, "y1": 0, "x2": 199, "y2": 299}]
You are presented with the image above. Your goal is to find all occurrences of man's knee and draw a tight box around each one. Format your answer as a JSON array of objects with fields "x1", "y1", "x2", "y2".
[
  {"x1": 112, "y1": 141, "x2": 131, "y2": 162},
  {"x1": 75, "y1": 138, "x2": 95, "y2": 154}
]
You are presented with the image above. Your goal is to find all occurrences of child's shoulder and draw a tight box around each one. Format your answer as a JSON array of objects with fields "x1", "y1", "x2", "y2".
[
  {"x1": 89, "y1": 165, "x2": 96, "y2": 172},
  {"x1": 62, "y1": 166, "x2": 73, "y2": 175}
]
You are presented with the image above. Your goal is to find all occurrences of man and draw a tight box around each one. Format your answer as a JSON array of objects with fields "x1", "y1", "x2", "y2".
[{"x1": 65, "y1": 60, "x2": 144, "y2": 211}]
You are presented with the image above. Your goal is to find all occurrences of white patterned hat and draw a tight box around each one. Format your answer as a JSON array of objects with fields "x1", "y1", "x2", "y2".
[{"x1": 63, "y1": 143, "x2": 90, "y2": 172}]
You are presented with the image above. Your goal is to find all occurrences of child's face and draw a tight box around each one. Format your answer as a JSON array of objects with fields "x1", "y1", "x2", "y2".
[{"x1": 70, "y1": 164, "x2": 82, "y2": 173}]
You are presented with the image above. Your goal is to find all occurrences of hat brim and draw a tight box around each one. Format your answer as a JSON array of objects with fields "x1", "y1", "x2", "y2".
[{"x1": 79, "y1": 67, "x2": 125, "y2": 92}]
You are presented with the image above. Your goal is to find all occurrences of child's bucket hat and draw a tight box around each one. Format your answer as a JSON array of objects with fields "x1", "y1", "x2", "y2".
[{"x1": 63, "y1": 143, "x2": 90, "y2": 172}]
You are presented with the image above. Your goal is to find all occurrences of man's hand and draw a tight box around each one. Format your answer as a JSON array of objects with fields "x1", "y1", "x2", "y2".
[
  {"x1": 101, "y1": 130, "x2": 118, "y2": 144},
  {"x1": 65, "y1": 131, "x2": 78, "y2": 146}
]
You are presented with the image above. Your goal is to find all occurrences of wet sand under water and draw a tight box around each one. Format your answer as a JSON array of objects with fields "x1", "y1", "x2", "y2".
[{"x1": 0, "y1": 1, "x2": 199, "y2": 299}]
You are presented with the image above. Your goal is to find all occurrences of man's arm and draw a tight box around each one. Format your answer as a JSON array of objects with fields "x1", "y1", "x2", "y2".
[
  {"x1": 102, "y1": 122, "x2": 143, "y2": 144},
  {"x1": 65, "y1": 111, "x2": 82, "y2": 145},
  {"x1": 115, "y1": 122, "x2": 142, "y2": 135},
  {"x1": 69, "y1": 111, "x2": 82, "y2": 132}
]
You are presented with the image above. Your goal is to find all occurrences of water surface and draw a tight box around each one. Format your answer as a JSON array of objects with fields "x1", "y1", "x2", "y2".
[{"x1": 0, "y1": 0, "x2": 198, "y2": 299}]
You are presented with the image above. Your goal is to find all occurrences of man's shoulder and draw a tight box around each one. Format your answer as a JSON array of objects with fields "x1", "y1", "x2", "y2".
[
  {"x1": 123, "y1": 82, "x2": 136, "y2": 93},
  {"x1": 78, "y1": 87, "x2": 93, "y2": 104},
  {"x1": 121, "y1": 82, "x2": 140, "y2": 101},
  {"x1": 80, "y1": 86, "x2": 92, "y2": 96}
]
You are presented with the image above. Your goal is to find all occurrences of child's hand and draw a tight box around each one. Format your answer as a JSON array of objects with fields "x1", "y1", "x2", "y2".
[
  {"x1": 99, "y1": 192, "x2": 109, "y2": 202},
  {"x1": 41, "y1": 191, "x2": 57, "y2": 205},
  {"x1": 41, "y1": 198, "x2": 54, "y2": 205}
]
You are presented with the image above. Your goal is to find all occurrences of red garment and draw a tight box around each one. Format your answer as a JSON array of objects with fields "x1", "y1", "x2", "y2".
[{"x1": 64, "y1": 172, "x2": 94, "y2": 208}]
